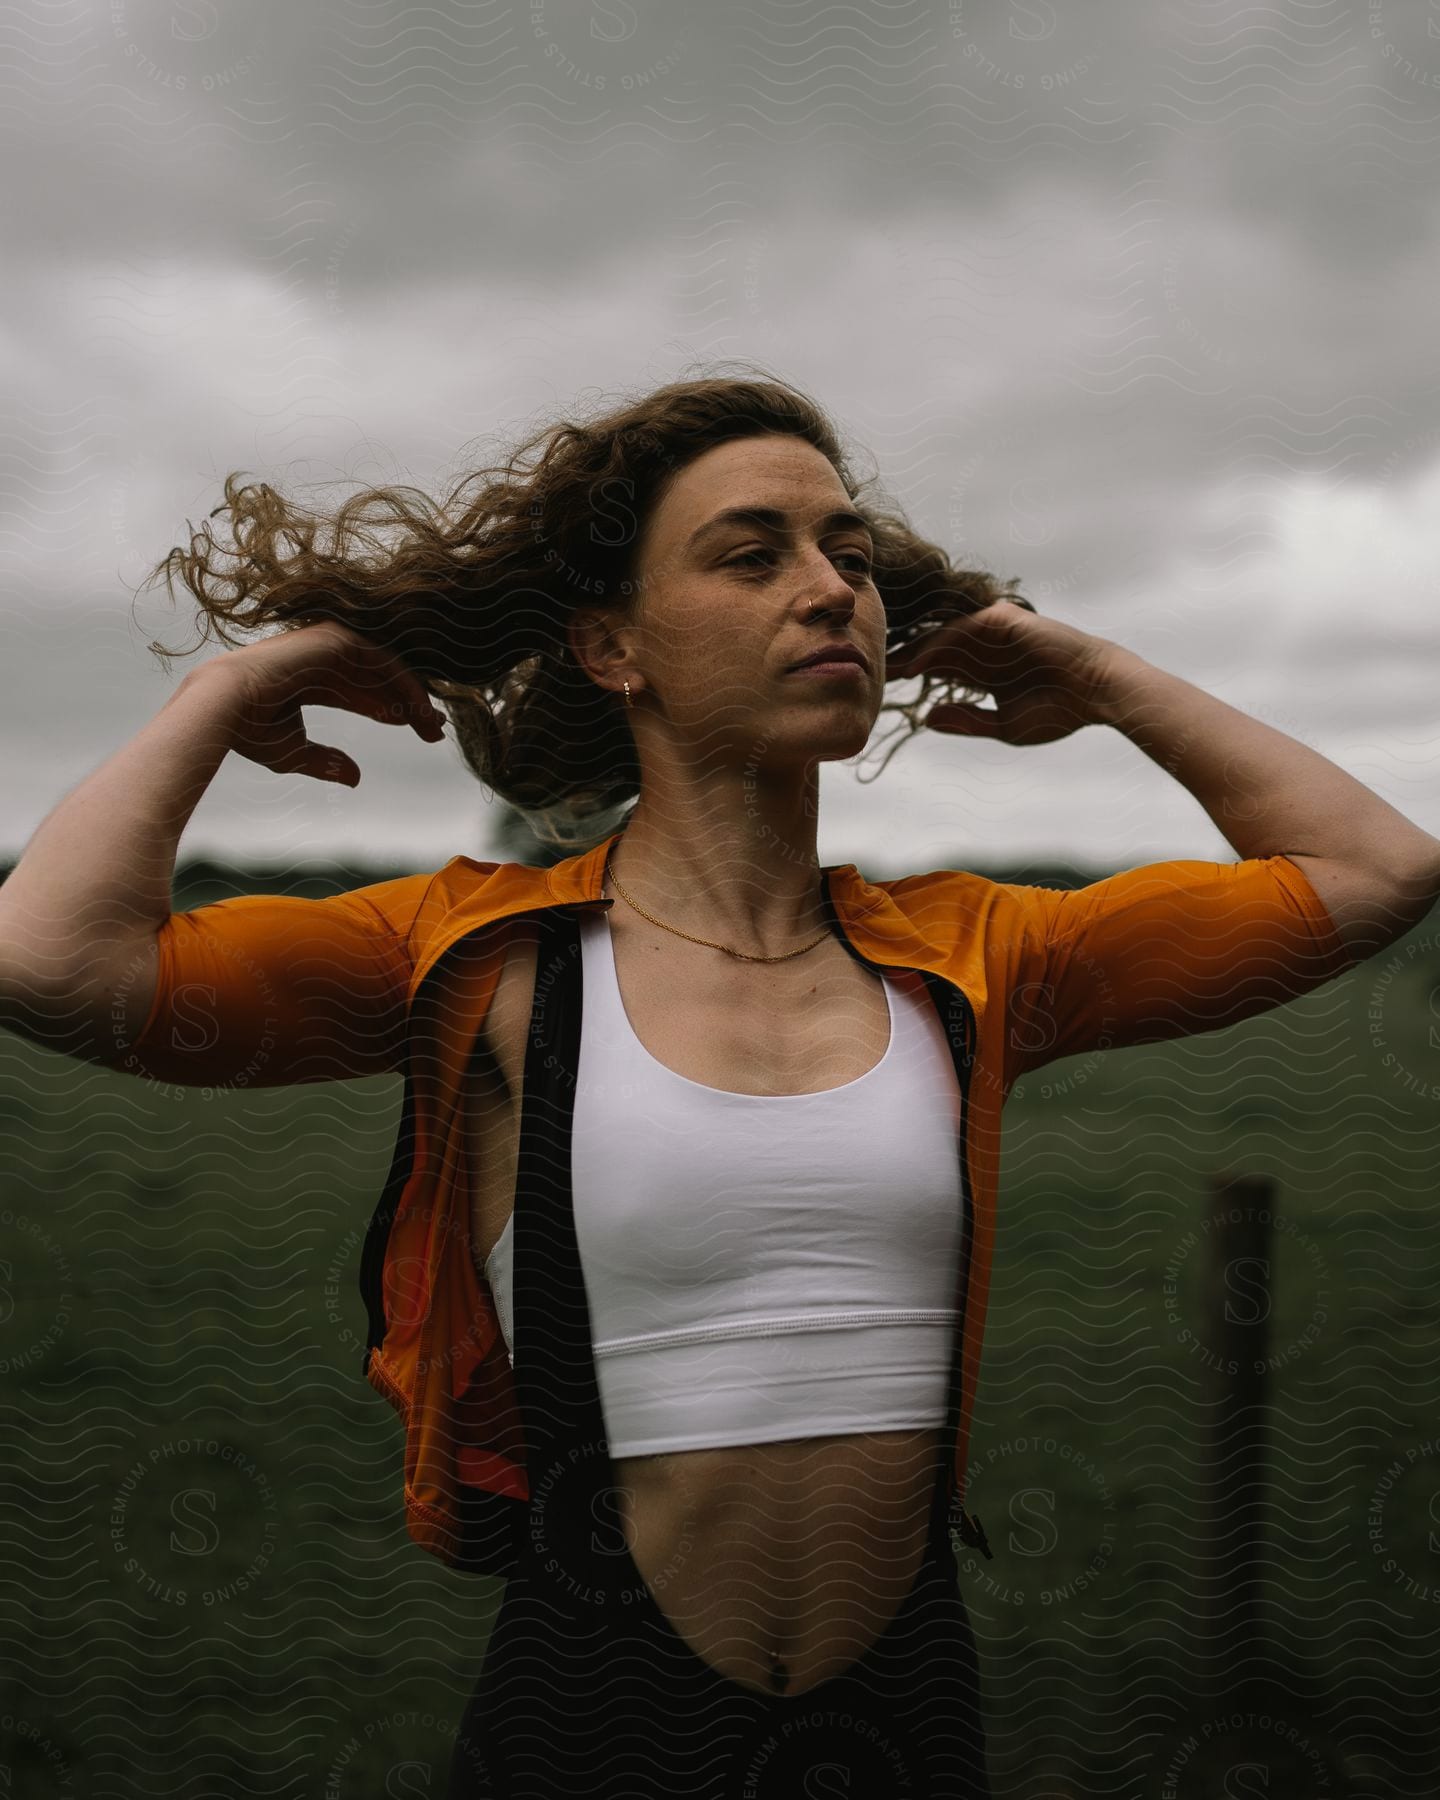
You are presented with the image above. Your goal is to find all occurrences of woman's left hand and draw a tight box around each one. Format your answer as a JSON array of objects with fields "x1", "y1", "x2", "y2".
[{"x1": 884, "y1": 598, "x2": 1121, "y2": 747}]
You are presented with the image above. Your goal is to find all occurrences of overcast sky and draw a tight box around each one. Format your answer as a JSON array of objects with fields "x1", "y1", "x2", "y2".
[{"x1": 5, "y1": 0, "x2": 1439, "y2": 878}]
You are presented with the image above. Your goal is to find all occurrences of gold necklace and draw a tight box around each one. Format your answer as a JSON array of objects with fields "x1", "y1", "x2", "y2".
[{"x1": 603, "y1": 855, "x2": 832, "y2": 963}]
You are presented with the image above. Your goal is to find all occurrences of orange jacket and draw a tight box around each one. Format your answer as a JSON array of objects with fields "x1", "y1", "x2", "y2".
[{"x1": 129, "y1": 829, "x2": 1355, "y2": 1574}]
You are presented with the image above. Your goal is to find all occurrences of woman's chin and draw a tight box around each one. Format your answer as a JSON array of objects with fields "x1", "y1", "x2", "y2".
[{"x1": 757, "y1": 713, "x2": 873, "y2": 766}]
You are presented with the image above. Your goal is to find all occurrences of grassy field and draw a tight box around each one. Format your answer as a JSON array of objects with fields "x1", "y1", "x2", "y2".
[{"x1": 2, "y1": 865, "x2": 1438, "y2": 1797}]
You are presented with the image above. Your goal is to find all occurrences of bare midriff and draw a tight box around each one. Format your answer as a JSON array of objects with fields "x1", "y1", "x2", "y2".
[
  {"x1": 612, "y1": 1426, "x2": 944, "y2": 1695},
  {"x1": 468, "y1": 909, "x2": 949, "y2": 1698}
]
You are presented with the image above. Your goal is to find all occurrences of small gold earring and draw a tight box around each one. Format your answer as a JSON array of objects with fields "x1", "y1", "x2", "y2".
[{"x1": 623, "y1": 679, "x2": 634, "y2": 708}]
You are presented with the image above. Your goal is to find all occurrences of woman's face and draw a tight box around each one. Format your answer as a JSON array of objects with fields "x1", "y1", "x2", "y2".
[{"x1": 608, "y1": 432, "x2": 888, "y2": 770}]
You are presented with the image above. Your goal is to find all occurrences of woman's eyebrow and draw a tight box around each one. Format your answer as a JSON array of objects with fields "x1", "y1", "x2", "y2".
[{"x1": 685, "y1": 506, "x2": 874, "y2": 552}]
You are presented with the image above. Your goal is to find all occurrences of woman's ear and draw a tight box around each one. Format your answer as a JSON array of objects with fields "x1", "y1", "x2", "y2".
[{"x1": 566, "y1": 607, "x2": 631, "y2": 696}]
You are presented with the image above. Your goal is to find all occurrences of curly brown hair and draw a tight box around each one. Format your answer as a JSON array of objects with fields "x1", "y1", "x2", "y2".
[{"x1": 140, "y1": 361, "x2": 1030, "y2": 848}]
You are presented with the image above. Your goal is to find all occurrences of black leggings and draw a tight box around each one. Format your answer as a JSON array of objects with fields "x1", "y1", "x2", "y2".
[{"x1": 448, "y1": 1476, "x2": 991, "y2": 1798}]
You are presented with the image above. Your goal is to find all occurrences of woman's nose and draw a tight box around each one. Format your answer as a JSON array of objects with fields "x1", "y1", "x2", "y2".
[{"x1": 801, "y1": 562, "x2": 857, "y2": 619}]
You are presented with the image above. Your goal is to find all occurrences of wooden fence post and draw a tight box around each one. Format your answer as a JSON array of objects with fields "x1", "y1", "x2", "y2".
[{"x1": 1197, "y1": 1171, "x2": 1275, "y2": 1678}]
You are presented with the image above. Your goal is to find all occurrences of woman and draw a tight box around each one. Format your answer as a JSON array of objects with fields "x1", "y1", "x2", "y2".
[{"x1": 2, "y1": 370, "x2": 1435, "y2": 1798}]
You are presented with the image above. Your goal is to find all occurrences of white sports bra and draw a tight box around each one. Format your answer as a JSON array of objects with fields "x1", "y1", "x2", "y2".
[{"x1": 482, "y1": 907, "x2": 965, "y2": 1458}]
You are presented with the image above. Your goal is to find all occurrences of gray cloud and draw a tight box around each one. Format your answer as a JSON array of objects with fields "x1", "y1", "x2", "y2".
[{"x1": 4, "y1": 0, "x2": 1438, "y2": 872}]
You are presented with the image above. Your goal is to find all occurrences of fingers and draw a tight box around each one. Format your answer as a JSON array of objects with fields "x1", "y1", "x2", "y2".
[
  {"x1": 886, "y1": 612, "x2": 973, "y2": 680},
  {"x1": 297, "y1": 621, "x2": 443, "y2": 731},
  {"x1": 259, "y1": 734, "x2": 362, "y2": 785},
  {"x1": 376, "y1": 696, "x2": 446, "y2": 739},
  {"x1": 888, "y1": 603, "x2": 1032, "y2": 685},
  {"x1": 922, "y1": 702, "x2": 995, "y2": 735},
  {"x1": 345, "y1": 651, "x2": 446, "y2": 737},
  {"x1": 302, "y1": 743, "x2": 362, "y2": 786},
  {"x1": 317, "y1": 668, "x2": 446, "y2": 736},
  {"x1": 372, "y1": 703, "x2": 445, "y2": 740}
]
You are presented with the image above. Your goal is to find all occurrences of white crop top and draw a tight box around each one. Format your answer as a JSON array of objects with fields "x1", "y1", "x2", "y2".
[{"x1": 482, "y1": 908, "x2": 965, "y2": 1458}]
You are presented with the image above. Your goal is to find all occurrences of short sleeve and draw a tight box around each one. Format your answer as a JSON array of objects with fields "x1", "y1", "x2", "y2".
[
  {"x1": 998, "y1": 854, "x2": 1357, "y2": 1086},
  {"x1": 124, "y1": 870, "x2": 437, "y2": 1089}
]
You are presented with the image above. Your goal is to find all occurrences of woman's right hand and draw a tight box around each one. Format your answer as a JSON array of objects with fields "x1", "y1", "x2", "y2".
[{"x1": 196, "y1": 618, "x2": 448, "y2": 787}]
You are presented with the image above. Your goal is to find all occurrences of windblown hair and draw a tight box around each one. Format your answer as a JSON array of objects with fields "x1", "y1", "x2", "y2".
[{"x1": 142, "y1": 361, "x2": 1029, "y2": 849}]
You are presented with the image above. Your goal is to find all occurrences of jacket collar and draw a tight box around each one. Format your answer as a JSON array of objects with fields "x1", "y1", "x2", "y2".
[
  {"x1": 540, "y1": 828, "x2": 878, "y2": 910},
  {"x1": 411, "y1": 828, "x2": 902, "y2": 999}
]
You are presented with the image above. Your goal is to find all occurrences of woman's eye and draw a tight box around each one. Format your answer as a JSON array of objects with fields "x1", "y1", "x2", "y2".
[{"x1": 726, "y1": 548, "x2": 872, "y2": 574}]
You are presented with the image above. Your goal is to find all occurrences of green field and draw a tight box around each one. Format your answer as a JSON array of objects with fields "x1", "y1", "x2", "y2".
[{"x1": 2, "y1": 867, "x2": 1438, "y2": 1798}]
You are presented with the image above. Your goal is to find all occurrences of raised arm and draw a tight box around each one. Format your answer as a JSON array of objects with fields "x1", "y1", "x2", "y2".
[
  {"x1": 0, "y1": 622, "x2": 448, "y2": 1084},
  {"x1": 888, "y1": 600, "x2": 1440, "y2": 961},
  {"x1": 1085, "y1": 645, "x2": 1440, "y2": 960}
]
